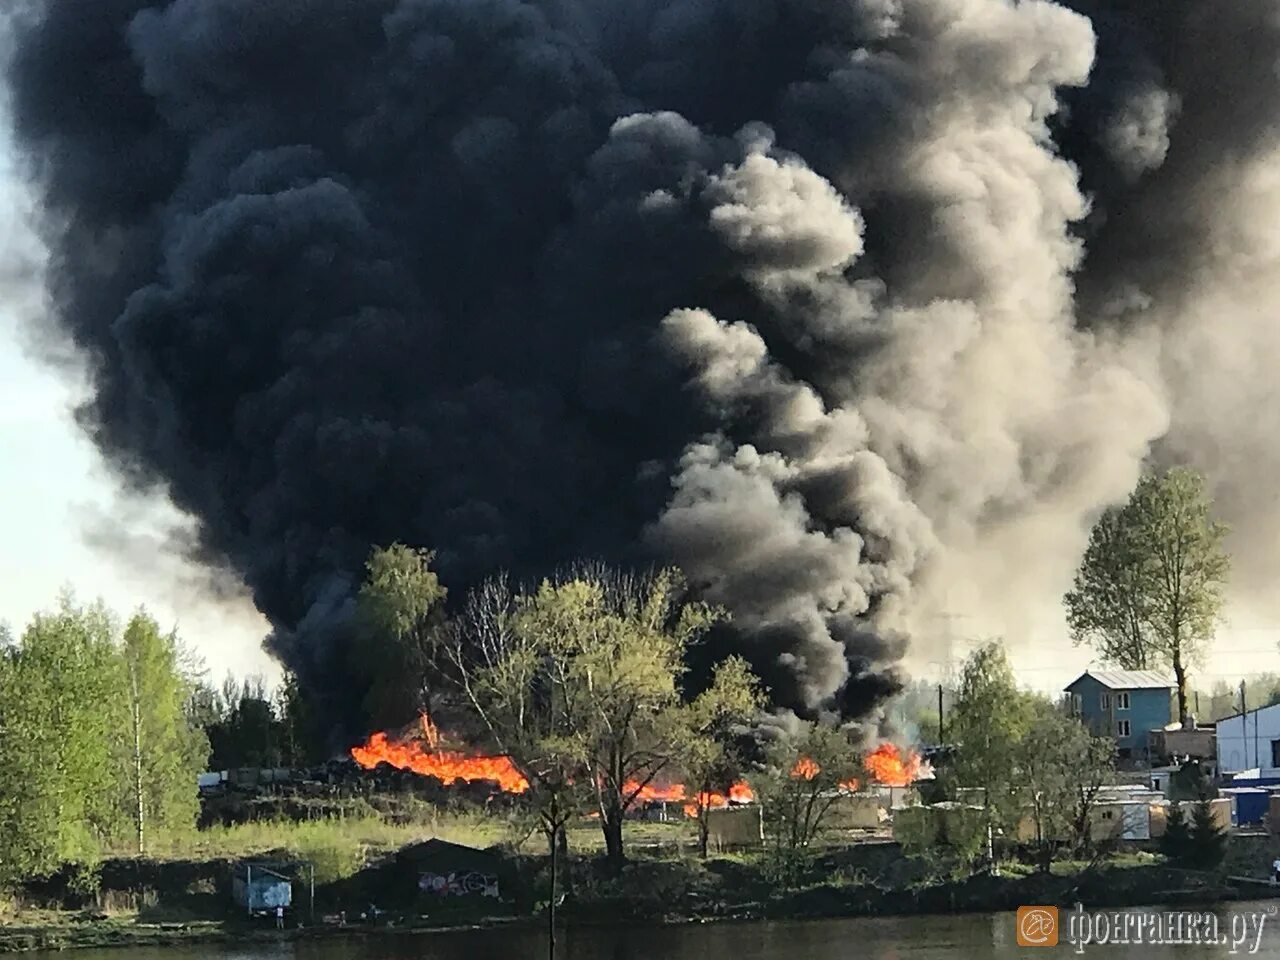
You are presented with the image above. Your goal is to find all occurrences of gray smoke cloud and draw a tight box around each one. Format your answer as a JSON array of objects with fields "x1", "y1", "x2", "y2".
[{"x1": 6, "y1": 0, "x2": 1280, "y2": 734}]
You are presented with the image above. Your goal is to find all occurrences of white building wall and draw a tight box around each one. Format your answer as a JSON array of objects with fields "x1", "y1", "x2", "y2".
[{"x1": 1216, "y1": 702, "x2": 1280, "y2": 777}]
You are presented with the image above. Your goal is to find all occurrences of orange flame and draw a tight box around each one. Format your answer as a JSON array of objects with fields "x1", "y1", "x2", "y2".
[
  {"x1": 863, "y1": 742, "x2": 923, "y2": 787},
  {"x1": 350, "y1": 715, "x2": 529, "y2": 794},
  {"x1": 791, "y1": 757, "x2": 820, "y2": 780},
  {"x1": 781, "y1": 743, "x2": 924, "y2": 791},
  {"x1": 628, "y1": 779, "x2": 756, "y2": 818}
]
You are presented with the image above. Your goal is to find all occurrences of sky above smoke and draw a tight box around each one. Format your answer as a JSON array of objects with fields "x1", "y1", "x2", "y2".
[{"x1": 6, "y1": 0, "x2": 1280, "y2": 733}]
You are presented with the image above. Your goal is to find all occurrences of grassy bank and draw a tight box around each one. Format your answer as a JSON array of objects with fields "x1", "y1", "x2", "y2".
[{"x1": 2, "y1": 811, "x2": 1274, "y2": 954}]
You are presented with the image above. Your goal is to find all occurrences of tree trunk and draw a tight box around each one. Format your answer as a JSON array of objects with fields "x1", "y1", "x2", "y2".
[
  {"x1": 698, "y1": 809, "x2": 709, "y2": 859},
  {"x1": 1173, "y1": 655, "x2": 1189, "y2": 725},
  {"x1": 601, "y1": 803, "x2": 625, "y2": 864},
  {"x1": 130, "y1": 661, "x2": 145, "y2": 855},
  {"x1": 547, "y1": 821, "x2": 558, "y2": 960}
]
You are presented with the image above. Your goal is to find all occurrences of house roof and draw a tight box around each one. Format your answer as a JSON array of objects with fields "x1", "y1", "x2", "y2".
[{"x1": 1065, "y1": 669, "x2": 1175, "y2": 692}]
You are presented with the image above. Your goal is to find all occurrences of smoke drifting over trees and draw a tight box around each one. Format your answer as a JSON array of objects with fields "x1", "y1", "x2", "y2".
[{"x1": 6, "y1": 0, "x2": 1280, "y2": 733}]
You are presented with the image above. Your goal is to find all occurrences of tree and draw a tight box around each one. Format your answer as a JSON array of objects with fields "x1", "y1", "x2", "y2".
[
  {"x1": 678, "y1": 656, "x2": 765, "y2": 858},
  {"x1": 355, "y1": 544, "x2": 448, "y2": 729},
  {"x1": 949, "y1": 642, "x2": 1033, "y2": 839},
  {"x1": 558, "y1": 566, "x2": 725, "y2": 863},
  {"x1": 1187, "y1": 800, "x2": 1228, "y2": 870},
  {"x1": 1018, "y1": 699, "x2": 1114, "y2": 870},
  {"x1": 275, "y1": 672, "x2": 321, "y2": 767},
  {"x1": 755, "y1": 721, "x2": 863, "y2": 859},
  {"x1": 1065, "y1": 467, "x2": 1230, "y2": 723},
  {"x1": 113, "y1": 611, "x2": 209, "y2": 854},
  {"x1": 443, "y1": 565, "x2": 750, "y2": 865},
  {"x1": 440, "y1": 573, "x2": 593, "y2": 950},
  {"x1": 0, "y1": 596, "x2": 122, "y2": 881},
  {"x1": 1161, "y1": 802, "x2": 1192, "y2": 864}
]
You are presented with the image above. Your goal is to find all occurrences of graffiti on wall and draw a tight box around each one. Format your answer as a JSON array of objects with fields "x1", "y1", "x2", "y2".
[{"x1": 419, "y1": 871, "x2": 500, "y2": 898}]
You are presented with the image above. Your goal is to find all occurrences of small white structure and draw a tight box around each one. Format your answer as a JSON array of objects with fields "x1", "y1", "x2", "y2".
[
  {"x1": 1093, "y1": 800, "x2": 1152, "y2": 840},
  {"x1": 1215, "y1": 702, "x2": 1280, "y2": 778}
]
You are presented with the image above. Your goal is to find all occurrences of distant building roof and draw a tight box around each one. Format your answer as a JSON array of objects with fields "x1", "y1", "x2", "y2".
[{"x1": 1065, "y1": 669, "x2": 1175, "y2": 692}]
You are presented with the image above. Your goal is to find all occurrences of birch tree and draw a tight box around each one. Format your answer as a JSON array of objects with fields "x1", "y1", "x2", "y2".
[{"x1": 1065, "y1": 467, "x2": 1229, "y2": 723}]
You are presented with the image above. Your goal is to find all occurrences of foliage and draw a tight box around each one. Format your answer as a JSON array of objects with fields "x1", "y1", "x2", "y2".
[
  {"x1": 442, "y1": 564, "x2": 747, "y2": 863},
  {"x1": 355, "y1": 543, "x2": 448, "y2": 729},
  {"x1": 114, "y1": 611, "x2": 209, "y2": 853},
  {"x1": 1160, "y1": 802, "x2": 1192, "y2": 864},
  {"x1": 1185, "y1": 801, "x2": 1228, "y2": 871},
  {"x1": 1169, "y1": 759, "x2": 1214, "y2": 803},
  {"x1": 440, "y1": 572, "x2": 595, "y2": 859},
  {"x1": 754, "y1": 721, "x2": 862, "y2": 860},
  {"x1": 0, "y1": 596, "x2": 209, "y2": 883},
  {"x1": 894, "y1": 804, "x2": 986, "y2": 879},
  {"x1": 0, "y1": 596, "x2": 123, "y2": 882},
  {"x1": 1065, "y1": 467, "x2": 1230, "y2": 721},
  {"x1": 948, "y1": 642, "x2": 1033, "y2": 835},
  {"x1": 678, "y1": 656, "x2": 765, "y2": 858},
  {"x1": 1018, "y1": 699, "x2": 1114, "y2": 869}
]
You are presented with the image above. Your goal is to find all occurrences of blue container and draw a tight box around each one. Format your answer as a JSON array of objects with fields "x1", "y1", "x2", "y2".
[{"x1": 1223, "y1": 788, "x2": 1269, "y2": 826}]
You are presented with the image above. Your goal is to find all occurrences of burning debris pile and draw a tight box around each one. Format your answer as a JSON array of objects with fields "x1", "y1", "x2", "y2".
[
  {"x1": 349, "y1": 715, "x2": 929, "y2": 816},
  {"x1": 349, "y1": 715, "x2": 530, "y2": 795}
]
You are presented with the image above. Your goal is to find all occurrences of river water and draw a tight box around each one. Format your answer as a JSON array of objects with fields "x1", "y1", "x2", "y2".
[{"x1": 28, "y1": 903, "x2": 1280, "y2": 958}]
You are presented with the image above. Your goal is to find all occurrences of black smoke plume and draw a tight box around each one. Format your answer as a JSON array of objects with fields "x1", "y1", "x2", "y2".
[{"x1": 8, "y1": 0, "x2": 1280, "y2": 736}]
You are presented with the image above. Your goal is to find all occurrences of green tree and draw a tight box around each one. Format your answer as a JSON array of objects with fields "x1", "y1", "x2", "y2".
[
  {"x1": 755, "y1": 721, "x2": 863, "y2": 859},
  {"x1": 949, "y1": 642, "x2": 1033, "y2": 840},
  {"x1": 678, "y1": 656, "x2": 765, "y2": 858},
  {"x1": 1018, "y1": 699, "x2": 1114, "y2": 870},
  {"x1": 0, "y1": 596, "x2": 122, "y2": 881},
  {"x1": 557, "y1": 566, "x2": 725, "y2": 863},
  {"x1": 113, "y1": 610, "x2": 209, "y2": 854},
  {"x1": 275, "y1": 672, "x2": 321, "y2": 767},
  {"x1": 355, "y1": 543, "x2": 447, "y2": 730},
  {"x1": 1186, "y1": 800, "x2": 1228, "y2": 870},
  {"x1": 1161, "y1": 802, "x2": 1192, "y2": 864},
  {"x1": 440, "y1": 573, "x2": 593, "y2": 939},
  {"x1": 443, "y1": 565, "x2": 748, "y2": 865},
  {"x1": 1065, "y1": 467, "x2": 1230, "y2": 723}
]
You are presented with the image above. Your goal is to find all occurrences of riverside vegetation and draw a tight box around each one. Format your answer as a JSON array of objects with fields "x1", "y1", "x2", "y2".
[{"x1": 0, "y1": 468, "x2": 1263, "y2": 952}]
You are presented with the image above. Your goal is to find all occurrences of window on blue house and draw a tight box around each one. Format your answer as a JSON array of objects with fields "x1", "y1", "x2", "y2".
[
  {"x1": 1101, "y1": 693, "x2": 1111, "y2": 710},
  {"x1": 1117, "y1": 720, "x2": 1131, "y2": 737},
  {"x1": 1117, "y1": 692, "x2": 1130, "y2": 710}
]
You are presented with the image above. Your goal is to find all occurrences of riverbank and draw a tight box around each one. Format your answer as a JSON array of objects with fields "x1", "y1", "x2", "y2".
[{"x1": 3, "y1": 848, "x2": 1274, "y2": 954}]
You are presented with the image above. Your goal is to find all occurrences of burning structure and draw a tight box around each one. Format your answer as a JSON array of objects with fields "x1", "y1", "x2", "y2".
[{"x1": 10, "y1": 0, "x2": 1280, "y2": 739}]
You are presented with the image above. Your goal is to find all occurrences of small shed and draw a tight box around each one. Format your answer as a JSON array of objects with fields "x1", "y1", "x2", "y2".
[
  {"x1": 825, "y1": 793, "x2": 884, "y2": 830},
  {"x1": 1091, "y1": 800, "x2": 1152, "y2": 840},
  {"x1": 396, "y1": 838, "x2": 511, "y2": 900},
  {"x1": 706, "y1": 805, "x2": 764, "y2": 850},
  {"x1": 232, "y1": 863, "x2": 293, "y2": 915}
]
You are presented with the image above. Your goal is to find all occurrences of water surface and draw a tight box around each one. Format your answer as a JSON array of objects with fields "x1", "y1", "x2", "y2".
[{"x1": 30, "y1": 904, "x2": 1280, "y2": 959}]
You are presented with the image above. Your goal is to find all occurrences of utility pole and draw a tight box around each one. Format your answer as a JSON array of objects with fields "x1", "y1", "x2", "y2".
[
  {"x1": 1240, "y1": 681, "x2": 1249, "y2": 770},
  {"x1": 937, "y1": 683, "x2": 945, "y2": 744}
]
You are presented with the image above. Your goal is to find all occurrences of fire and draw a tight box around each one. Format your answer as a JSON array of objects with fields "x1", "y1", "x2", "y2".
[
  {"x1": 627, "y1": 779, "x2": 756, "y2": 818},
  {"x1": 681, "y1": 782, "x2": 756, "y2": 818},
  {"x1": 781, "y1": 743, "x2": 926, "y2": 791},
  {"x1": 791, "y1": 757, "x2": 820, "y2": 780},
  {"x1": 863, "y1": 742, "x2": 926, "y2": 787},
  {"x1": 350, "y1": 715, "x2": 530, "y2": 794}
]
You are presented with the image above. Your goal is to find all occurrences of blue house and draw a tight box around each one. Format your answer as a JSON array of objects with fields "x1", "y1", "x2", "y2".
[{"x1": 1064, "y1": 670, "x2": 1175, "y2": 761}]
